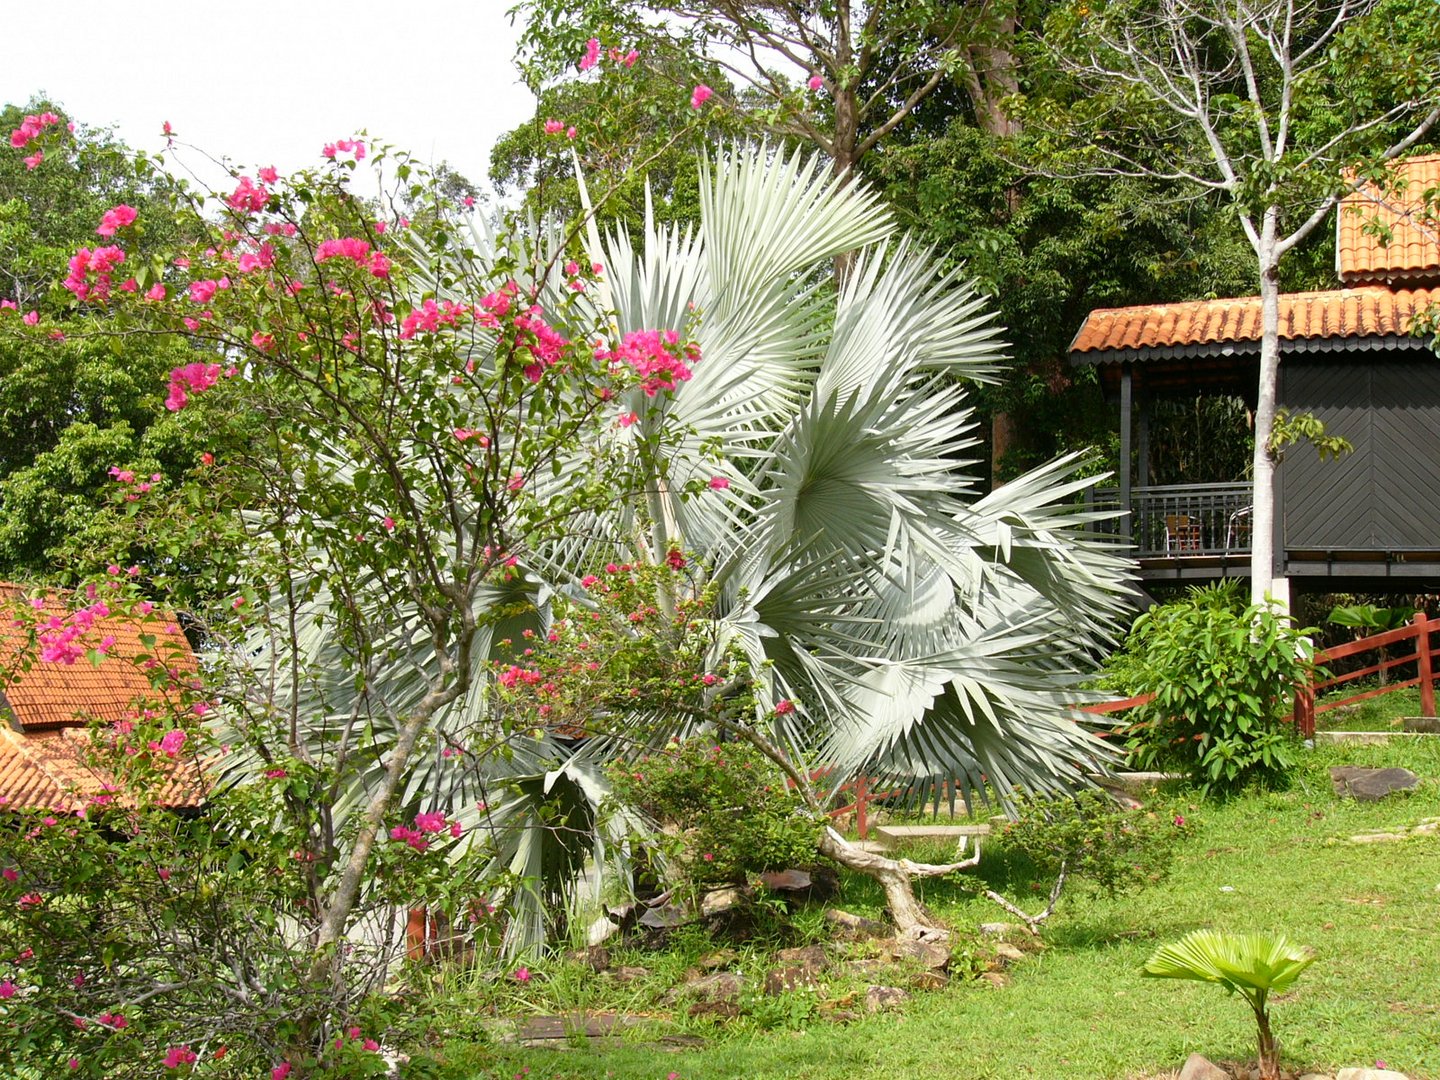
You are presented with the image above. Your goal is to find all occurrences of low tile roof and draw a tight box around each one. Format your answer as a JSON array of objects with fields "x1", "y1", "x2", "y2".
[
  {"x1": 0, "y1": 584, "x2": 197, "y2": 732},
  {"x1": 0, "y1": 725, "x2": 204, "y2": 812},
  {"x1": 1338, "y1": 154, "x2": 1440, "y2": 283},
  {"x1": 1070, "y1": 285, "x2": 1439, "y2": 361},
  {"x1": 0, "y1": 583, "x2": 206, "y2": 812}
]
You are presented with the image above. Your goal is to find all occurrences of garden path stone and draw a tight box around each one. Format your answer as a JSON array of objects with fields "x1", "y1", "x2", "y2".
[
  {"x1": 1176, "y1": 1053, "x2": 1229, "y2": 1080},
  {"x1": 863, "y1": 985, "x2": 910, "y2": 1013},
  {"x1": 608, "y1": 965, "x2": 650, "y2": 983},
  {"x1": 1329, "y1": 766, "x2": 1420, "y2": 800},
  {"x1": 513, "y1": 1013, "x2": 644, "y2": 1044},
  {"x1": 1336, "y1": 1070, "x2": 1411, "y2": 1080}
]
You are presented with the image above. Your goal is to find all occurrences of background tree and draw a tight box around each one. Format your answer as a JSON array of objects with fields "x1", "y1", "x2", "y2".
[
  {"x1": 0, "y1": 100, "x2": 244, "y2": 583},
  {"x1": 511, "y1": 0, "x2": 1032, "y2": 179},
  {"x1": 1032, "y1": 0, "x2": 1440, "y2": 603}
]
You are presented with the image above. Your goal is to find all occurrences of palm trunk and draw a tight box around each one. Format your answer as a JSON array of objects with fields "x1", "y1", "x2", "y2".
[
  {"x1": 817, "y1": 827, "x2": 973, "y2": 937},
  {"x1": 1253, "y1": 1000, "x2": 1280, "y2": 1080}
]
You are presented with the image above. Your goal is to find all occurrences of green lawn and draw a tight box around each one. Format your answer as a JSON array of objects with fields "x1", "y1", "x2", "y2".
[
  {"x1": 418, "y1": 739, "x2": 1440, "y2": 1080},
  {"x1": 1316, "y1": 683, "x2": 1427, "y2": 732}
]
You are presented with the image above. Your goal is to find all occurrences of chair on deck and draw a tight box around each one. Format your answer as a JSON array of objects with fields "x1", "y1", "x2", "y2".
[
  {"x1": 1164, "y1": 513, "x2": 1202, "y2": 553},
  {"x1": 1225, "y1": 506, "x2": 1253, "y2": 550}
]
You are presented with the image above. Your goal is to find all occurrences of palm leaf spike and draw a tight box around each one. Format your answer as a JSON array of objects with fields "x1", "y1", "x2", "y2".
[{"x1": 1143, "y1": 930, "x2": 1315, "y2": 1080}]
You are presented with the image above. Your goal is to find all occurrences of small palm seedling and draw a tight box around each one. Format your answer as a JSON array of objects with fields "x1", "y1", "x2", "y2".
[{"x1": 1142, "y1": 930, "x2": 1315, "y2": 1080}]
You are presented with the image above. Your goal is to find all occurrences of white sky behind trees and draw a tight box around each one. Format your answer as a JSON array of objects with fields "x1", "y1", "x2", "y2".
[{"x1": 1, "y1": 0, "x2": 535, "y2": 191}]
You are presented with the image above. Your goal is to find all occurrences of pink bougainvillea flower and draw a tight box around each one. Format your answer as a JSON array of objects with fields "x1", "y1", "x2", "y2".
[
  {"x1": 272, "y1": 1064, "x2": 293, "y2": 1080},
  {"x1": 155, "y1": 729, "x2": 187, "y2": 757},
  {"x1": 544, "y1": 119, "x2": 564, "y2": 135},
  {"x1": 579, "y1": 37, "x2": 601, "y2": 71},
  {"x1": 228, "y1": 176, "x2": 270, "y2": 214},
  {"x1": 258, "y1": 165, "x2": 279, "y2": 184},
  {"x1": 513, "y1": 966, "x2": 532, "y2": 982},
  {"x1": 774, "y1": 699, "x2": 795, "y2": 715},
  {"x1": 23, "y1": 150, "x2": 43, "y2": 170},
  {"x1": 808, "y1": 74, "x2": 824, "y2": 91},
  {"x1": 0, "y1": 979, "x2": 15, "y2": 998},
  {"x1": 22, "y1": 310, "x2": 38, "y2": 326},
  {"x1": 566, "y1": 126, "x2": 577, "y2": 139},
  {"x1": 507, "y1": 472, "x2": 525, "y2": 492},
  {"x1": 144, "y1": 283, "x2": 166, "y2": 301},
  {"x1": 162, "y1": 1046, "x2": 197, "y2": 1069},
  {"x1": 690, "y1": 84, "x2": 713, "y2": 108},
  {"x1": 96, "y1": 204, "x2": 138, "y2": 236},
  {"x1": 708, "y1": 476, "x2": 730, "y2": 489},
  {"x1": 622, "y1": 49, "x2": 639, "y2": 67}
]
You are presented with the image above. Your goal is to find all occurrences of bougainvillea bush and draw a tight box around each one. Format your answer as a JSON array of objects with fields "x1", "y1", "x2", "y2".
[{"x1": 0, "y1": 112, "x2": 669, "y2": 1075}]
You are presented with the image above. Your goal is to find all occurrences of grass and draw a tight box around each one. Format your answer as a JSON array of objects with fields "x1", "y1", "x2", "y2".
[
  {"x1": 410, "y1": 739, "x2": 1440, "y2": 1080},
  {"x1": 1316, "y1": 683, "x2": 1428, "y2": 732}
]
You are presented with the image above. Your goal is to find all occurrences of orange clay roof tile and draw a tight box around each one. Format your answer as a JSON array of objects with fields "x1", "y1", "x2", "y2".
[
  {"x1": 1070, "y1": 286, "x2": 1440, "y2": 357},
  {"x1": 1338, "y1": 154, "x2": 1440, "y2": 283},
  {"x1": 0, "y1": 726, "x2": 203, "y2": 813},
  {"x1": 0, "y1": 584, "x2": 196, "y2": 732},
  {"x1": 0, "y1": 584, "x2": 205, "y2": 812}
]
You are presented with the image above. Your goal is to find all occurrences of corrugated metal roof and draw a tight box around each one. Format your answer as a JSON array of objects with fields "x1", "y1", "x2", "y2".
[
  {"x1": 1070, "y1": 286, "x2": 1439, "y2": 363},
  {"x1": 1338, "y1": 154, "x2": 1440, "y2": 283}
]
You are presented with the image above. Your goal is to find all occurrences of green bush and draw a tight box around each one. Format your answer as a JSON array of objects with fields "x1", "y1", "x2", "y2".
[
  {"x1": 1001, "y1": 788, "x2": 1191, "y2": 899},
  {"x1": 606, "y1": 737, "x2": 823, "y2": 889},
  {"x1": 1107, "y1": 582, "x2": 1314, "y2": 796}
]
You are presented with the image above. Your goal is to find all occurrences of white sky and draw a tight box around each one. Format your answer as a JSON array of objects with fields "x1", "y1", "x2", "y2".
[{"x1": 1, "y1": 0, "x2": 536, "y2": 190}]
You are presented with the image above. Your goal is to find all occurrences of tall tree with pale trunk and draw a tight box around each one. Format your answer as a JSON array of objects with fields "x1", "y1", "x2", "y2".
[{"x1": 1036, "y1": 0, "x2": 1440, "y2": 603}]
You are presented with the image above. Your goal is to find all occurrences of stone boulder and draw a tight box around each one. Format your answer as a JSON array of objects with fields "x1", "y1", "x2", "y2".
[{"x1": 1330, "y1": 766, "x2": 1420, "y2": 801}]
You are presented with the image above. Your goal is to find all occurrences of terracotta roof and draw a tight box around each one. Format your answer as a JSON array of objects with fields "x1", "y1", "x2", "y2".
[
  {"x1": 1070, "y1": 285, "x2": 1440, "y2": 359},
  {"x1": 0, "y1": 584, "x2": 197, "y2": 731},
  {"x1": 1338, "y1": 154, "x2": 1440, "y2": 283},
  {"x1": 0, "y1": 725, "x2": 204, "y2": 812}
]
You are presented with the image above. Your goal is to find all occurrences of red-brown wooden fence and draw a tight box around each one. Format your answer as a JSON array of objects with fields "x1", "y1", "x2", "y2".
[{"x1": 833, "y1": 614, "x2": 1440, "y2": 836}]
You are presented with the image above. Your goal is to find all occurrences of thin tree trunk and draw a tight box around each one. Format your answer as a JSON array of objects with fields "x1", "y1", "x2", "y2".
[{"x1": 1250, "y1": 210, "x2": 1282, "y2": 607}]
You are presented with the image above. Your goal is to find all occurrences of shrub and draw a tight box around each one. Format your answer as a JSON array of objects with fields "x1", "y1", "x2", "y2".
[
  {"x1": 606, "y1": 738, "x2": 823, "y2": 890},
  {"x1": 1001, "y1": 788, "x2": 1190, "y2": 899},
  {"x1": 1109, "y1": 582, "x2": 1315, "y2": 795}
]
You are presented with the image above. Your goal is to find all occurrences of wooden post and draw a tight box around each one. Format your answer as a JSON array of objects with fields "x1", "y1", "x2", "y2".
[
  {"x1": 1293, "y1": 682, "x2": 1315, "y2": 739},
  {"x1": 1416, "y1": 612, "x2": 1435, "y2": 718},
  {"x1": 855, "y1": 775, "x2": 869, "y2": 840},
  {"x1": 1119, "y1": 365, "x2": 1133, "y2": 537},
  {"x1": 406, "y1": 906, "x2": 428, "y2": 961}
]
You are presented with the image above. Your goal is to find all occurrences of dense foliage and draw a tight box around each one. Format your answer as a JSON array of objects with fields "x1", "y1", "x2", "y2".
[
  {"x1": 1107, "y1": 582, "x2": 1314, "y2": 795},
  {"x1": 607, "y1": 737, "x2": 823, "y2": 889}
]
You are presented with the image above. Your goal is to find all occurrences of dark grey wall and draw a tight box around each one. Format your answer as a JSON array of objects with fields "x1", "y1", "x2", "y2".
[{"x1": 1280, "y1": 350, "x2": 1440, "y2": 551}]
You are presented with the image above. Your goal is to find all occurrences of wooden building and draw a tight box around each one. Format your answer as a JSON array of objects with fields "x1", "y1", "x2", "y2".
[{"x1": 1069, "y1": 155, "x2": 1440, "y2": 594}]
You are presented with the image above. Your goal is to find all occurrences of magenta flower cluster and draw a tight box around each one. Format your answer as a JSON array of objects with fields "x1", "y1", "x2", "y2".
[{"x1": 596, "y1": 329, "x2": 698, "y2": 396}]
